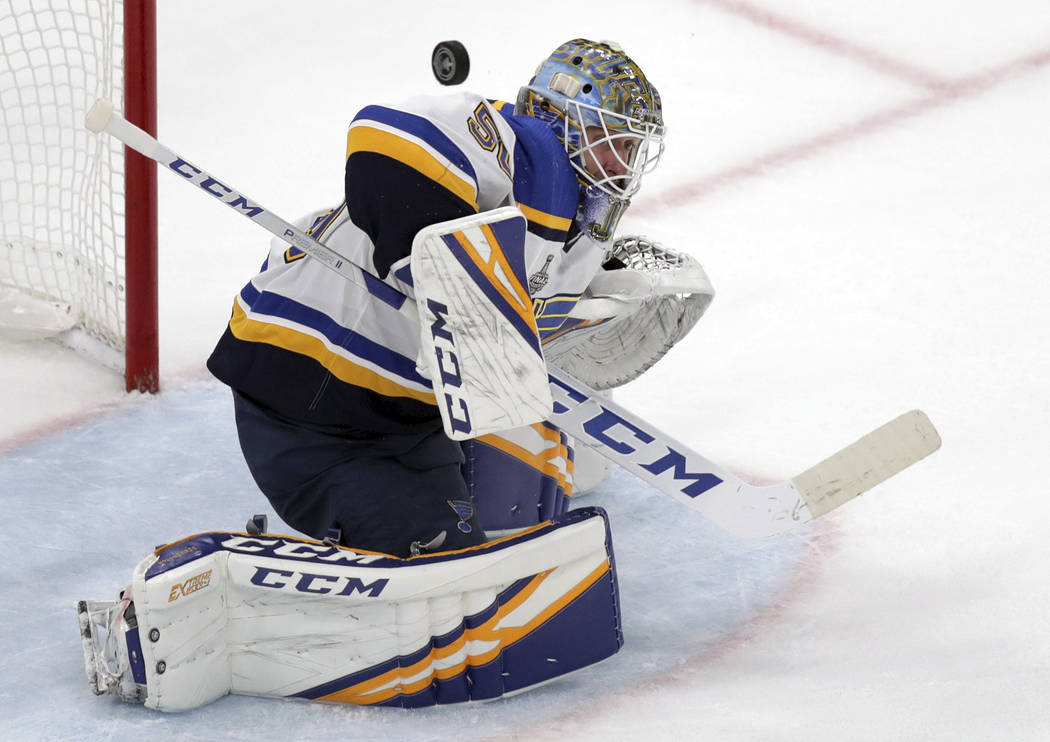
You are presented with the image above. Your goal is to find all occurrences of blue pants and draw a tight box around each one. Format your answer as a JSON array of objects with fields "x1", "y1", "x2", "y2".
[{"x1": 232, "y1": 392, "x2": 486, "y2": 557}]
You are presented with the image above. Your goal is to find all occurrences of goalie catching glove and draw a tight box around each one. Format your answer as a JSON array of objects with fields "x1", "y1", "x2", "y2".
[{"x1": 544, "y1": 235, "x2": 715, "y2": 391}]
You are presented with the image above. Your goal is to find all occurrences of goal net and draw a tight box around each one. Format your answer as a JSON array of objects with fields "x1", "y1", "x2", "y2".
[{"x1": 0, "y1": 0, "x2": 157, "y2": 391}]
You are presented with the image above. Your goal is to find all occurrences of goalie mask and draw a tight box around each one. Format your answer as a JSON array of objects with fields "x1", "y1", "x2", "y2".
[{"x1": 517, "y1": 39, "x2": 666, "y2": 240}]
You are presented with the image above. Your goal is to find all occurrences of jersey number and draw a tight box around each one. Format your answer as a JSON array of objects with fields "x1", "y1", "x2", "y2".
[{"x1": 468, "y1": 103, "x2": 512, "y2": 178}]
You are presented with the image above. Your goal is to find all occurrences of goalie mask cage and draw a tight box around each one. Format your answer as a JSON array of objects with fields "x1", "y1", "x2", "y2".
[{"x1": 1, "y1": 0, "x2": 158, "y2": 392}]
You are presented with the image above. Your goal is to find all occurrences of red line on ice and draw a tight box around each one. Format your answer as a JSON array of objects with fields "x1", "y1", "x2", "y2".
[
  {"x1": 638, "y1": 44, "x2": 1050, "y2": 212},
  {"x1": 696, "y1": 0, "x2": 952, "y2": 91},
  {"x1": 0, "y1": 364, "x2": 210, "y2": 453},
  {"x1": 475, "y1": 510, "x2": 841, "y2": 742}
]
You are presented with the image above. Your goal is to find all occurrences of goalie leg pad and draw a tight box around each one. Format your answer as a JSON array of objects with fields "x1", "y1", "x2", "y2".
[
  {"x1": 463, "y1": 422, "x2": 574, "y2": 533},
  {"x1": 78, "y1": 507, "x2": 621, "y2": 711}
]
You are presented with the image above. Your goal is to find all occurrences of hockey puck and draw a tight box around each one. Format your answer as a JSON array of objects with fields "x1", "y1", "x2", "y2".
[{"x1": 432, "y1": 40, "x2": 469, "y2": 85}]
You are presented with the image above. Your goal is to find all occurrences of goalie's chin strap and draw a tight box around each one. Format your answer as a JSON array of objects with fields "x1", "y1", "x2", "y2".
[{"x1": 566, "y1": 188, "x2": 630, "y2": 249}]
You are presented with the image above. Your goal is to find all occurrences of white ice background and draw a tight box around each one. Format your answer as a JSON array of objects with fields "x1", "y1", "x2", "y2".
[{"x1": 1, "y1": 1, "x2": 1048, "y2": 740}]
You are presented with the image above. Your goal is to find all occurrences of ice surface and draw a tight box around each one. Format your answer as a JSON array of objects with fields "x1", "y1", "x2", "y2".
[
  {"x1": 0, "y1": 379, "x2": 812, "y2": 740},
  {"x1": 2, "y1": 1, "x2": 1049, "y2": 740}
]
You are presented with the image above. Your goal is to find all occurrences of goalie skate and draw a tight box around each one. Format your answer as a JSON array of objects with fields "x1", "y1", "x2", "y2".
[{"x1": 76, "y1": 593, "x2": 147, "y2": 703}]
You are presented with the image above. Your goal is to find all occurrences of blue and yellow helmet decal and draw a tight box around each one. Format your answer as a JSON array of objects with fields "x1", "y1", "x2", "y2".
[
  {"x1": 517, "y1": 39, "x2": 665, "y2": 201},
  {"x1": 524, "y1": 39, "x2": 663, "y2": 133}
]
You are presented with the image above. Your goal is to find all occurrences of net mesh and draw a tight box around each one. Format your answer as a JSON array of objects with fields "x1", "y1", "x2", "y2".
[{"x1": 0, "y1": 0, "x2": 125, "y2": 348}]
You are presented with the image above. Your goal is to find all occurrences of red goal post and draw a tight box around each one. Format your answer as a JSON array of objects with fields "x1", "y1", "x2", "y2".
[
  {"x1": 123, "y1": 0, "x2": 158, "y2": 393},
  {"x1": 0, "y1": 0, "x2": 158, "y2": 392}
]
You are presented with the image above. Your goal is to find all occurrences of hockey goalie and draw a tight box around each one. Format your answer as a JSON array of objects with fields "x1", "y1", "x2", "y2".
[
  {"x1": 75, "y1": 222, "x2": 712, "y2": 711},
  {"x1": 78, "y1": 38, "x2": 715, "y2": 711}
]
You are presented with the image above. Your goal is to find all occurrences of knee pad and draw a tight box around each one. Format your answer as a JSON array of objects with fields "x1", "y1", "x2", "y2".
[{"x1": 463, "y1": 422, "x2": 574, "y2": 532}]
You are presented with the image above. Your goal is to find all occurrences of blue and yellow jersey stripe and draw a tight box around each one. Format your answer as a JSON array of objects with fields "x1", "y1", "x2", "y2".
[
  {"x1": 230, "y1": 285, "x2": 434, "y2": 404},
  {"x1": 516, "y1": 202, "x2": 573, "y2": 243},
  {"x1": 496, "y1": 108, "x2": 579, "y2": 242},
  {"x1": 532, "y1": 295, "x2": 584, "y2": 336},
  {"x1": 347, "y1": 105, "x2": 480, "y2": 211},
  {"x1": 209, "y1": 93, "x2": 598, "y2": 435}
]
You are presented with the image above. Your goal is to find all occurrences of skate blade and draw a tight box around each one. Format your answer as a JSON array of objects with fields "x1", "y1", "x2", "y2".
[
  {"x1": 77, "y1": 599, "x2": 118, "y2": 695},
  {"x1": 76, "y1": 599, "x2": 145, "y2": 701}
]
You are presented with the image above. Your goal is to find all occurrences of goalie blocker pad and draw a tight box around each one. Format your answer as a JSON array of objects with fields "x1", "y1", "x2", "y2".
[
  {"x1": 78, "y1": 507, "x2": 621, "y2": 712},
  {"x1": 411, "y1": 207, "x2": 553, "y2": 440}
]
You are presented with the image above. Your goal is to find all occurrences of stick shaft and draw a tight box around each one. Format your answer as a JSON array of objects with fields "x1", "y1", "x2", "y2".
[
  {"x1": 85, "y1": 99, "x2": 941, "y2": 539},
  {"x1": 86, "y1": 100, "x2": 386, "y2": 305}
]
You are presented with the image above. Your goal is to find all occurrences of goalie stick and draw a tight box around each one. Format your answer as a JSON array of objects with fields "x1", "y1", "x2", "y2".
[{"x1": 85, "y1": 99, "x2": 942, "y2": 539}]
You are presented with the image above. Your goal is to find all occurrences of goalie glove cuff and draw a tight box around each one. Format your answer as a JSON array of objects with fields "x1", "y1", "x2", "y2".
[{"x1": 546, "y1": 235, "x2": 715, "y2": 389}]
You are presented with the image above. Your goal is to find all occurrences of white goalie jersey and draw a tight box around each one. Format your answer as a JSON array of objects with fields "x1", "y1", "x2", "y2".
[{"x1": 207, "y1": 92, "x2": 615, "y2": 438}]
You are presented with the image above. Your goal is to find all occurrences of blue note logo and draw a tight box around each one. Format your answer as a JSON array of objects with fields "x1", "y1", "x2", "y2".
[{"x1": 447, "y1": 499, "x2": 475, "y2": 534}]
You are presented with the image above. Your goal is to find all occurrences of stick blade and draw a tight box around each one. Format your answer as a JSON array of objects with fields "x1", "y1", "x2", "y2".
[
  {"x1": 793, "y1": 409, "x2": 941, "y2": 518},
  {"x1": 84, "y1": 98, "x2": 114, "y2": 133}
]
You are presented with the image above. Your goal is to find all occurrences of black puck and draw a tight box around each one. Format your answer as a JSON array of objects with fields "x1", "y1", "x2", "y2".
[{"x1": 432, "y1": 40, "x2": 470, "y2": 86}]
